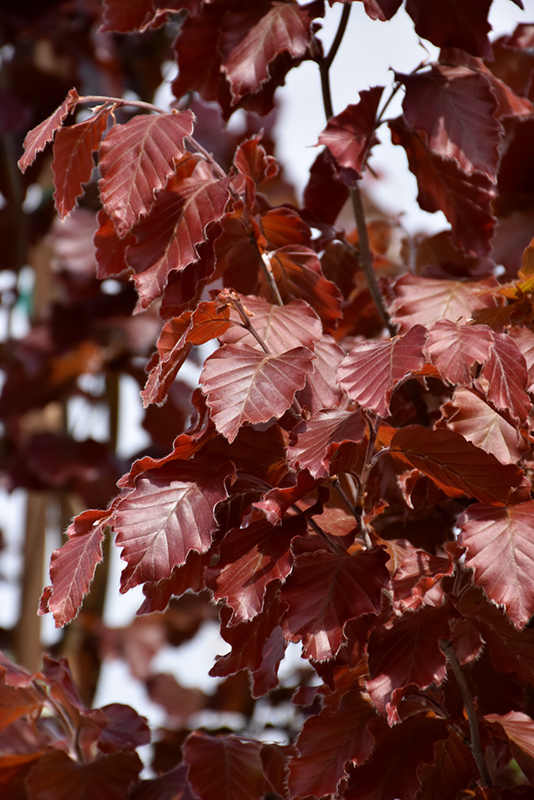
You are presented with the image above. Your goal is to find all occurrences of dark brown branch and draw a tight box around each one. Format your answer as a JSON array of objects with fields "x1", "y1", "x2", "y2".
[{"x1": 439, "y1": 639, "x2": 493, "y2": 788}]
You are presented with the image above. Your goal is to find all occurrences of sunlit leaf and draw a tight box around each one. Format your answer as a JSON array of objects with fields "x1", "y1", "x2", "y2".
[
  {"x1": 288, "y1": 408, "x2": 366, "y2": 479},
  {"x1": 18, "y1": 88, "x2": 80, "y2": 172},
  {"x1": 426, "y1": 319, "x2": 493, "y2": 385}
]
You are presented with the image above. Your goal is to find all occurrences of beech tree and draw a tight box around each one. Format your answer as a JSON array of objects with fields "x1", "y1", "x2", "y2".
[{"x1": 2, "y1": 0, "x2": 534, "y2": 797}]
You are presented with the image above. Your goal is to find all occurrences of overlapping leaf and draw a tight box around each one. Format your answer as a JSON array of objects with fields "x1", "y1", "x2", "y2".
[
  {"x1": 207, "y1": 515, "x2": 304, "y2": 623},
  {"x1": 389, "y1": 425, "x2": 523, "y2": 504},
  {"x1": 114, "y1": 461, "x2": 231, "y2": 592},
  {"x1": 458, "y1": 501, "x2": 534, "y2": 629},
  {"x1": 318, "y1": 86, "x2": 384, "y2": 177},
  {"x1": 18, "y1": 88, "x2": 80, "y2": 172},
  {"x1": 221, "y1": 1, "x2": 322, "y2": 104},
  {"x1": 52, "y1": 109, "x2": 111, "y2": 219},
  {"x1": 439, "y1": 388, "x2": 528, "y2": 465},
  {"x1": 25, "y1": 750, "x2": 142, "y2": 800},
  {"x1": 367, "y1": 603, "x2": 452, "y2": 717},
  {"x1": 281, "y1": 546, "x2": 389, "y2": 660},
  {"x1": 477, "y1": 330, "x2": 531, "y2": 424},
  {"x1": 288, "y1": 408, "x2": 367, "y2": 479},
  {"x1": 398, "y1": 65, "x2": 502, "y2": 177},
  {"x1": 39, "y1": 509, "x2": 110, "y2": 628},
  {"x1": 125, "y1": 156, "x2": 230, "y2": 309},
  {"x1": 485, "y1": 711, "x2": 534, "y2": 759},
  {"x1": 200, "y1": 344, "x2": 315, "y2": 442},
  {"x1": 411, "y1": 730, "x2": 478, "y2": 800},
  {"x1": 390, "y1": 117, "x2": 496, "y2": 255},
  {"x1": 426, "y1": 319, "x2": 493, "y2": 385},
  {"x1": 288, "y1": 689, "x2": 375, "y2": 800},
  {"x1": 337, "y1": 324, "x2": 427, "y2": 417},
  {"x1": 391, "y1": 274, "x2": 499, "y2": 333},
  {"x1": 220, "y1": 295, "x2": 322, "y2": 355},
  {"x1": 99, "y1": 111, "x2": 195, "y2": 235},
  {"x1": 405, "y1": 0, "x2": 493, "y2": 59},
  {"x1": 183, "y1": 732, "x2": 269, "y2": 800},
  {"x1": 296, "y1": 335, "x2": 346, "y2": 414}
]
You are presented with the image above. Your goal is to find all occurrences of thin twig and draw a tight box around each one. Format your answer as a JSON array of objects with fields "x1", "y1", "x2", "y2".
[
  {"x1": 319, "y1": 4, "x2": 351, "y2": 120},
  {"x1": 331, "y1": 476, "x2": 373, "y2": 549},
  {"x1": 292, "y1": 504, "x2": 347, "y2": 558},
  {"x1": 439, "y1": 639, "x2": 493, "y2": 788}
]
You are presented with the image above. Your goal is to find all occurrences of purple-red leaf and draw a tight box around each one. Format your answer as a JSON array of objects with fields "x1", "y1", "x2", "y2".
[
  {"x1": 390, "y1": 116, "x2": 495, "y2": 255},
  {"x1": 99, "y1": 111, "x2": 194, "y2": 236},
  {"x1": 318, "y1": 86, "x2": 384, "y2": 177},
  {"x1": 39, "y1": 509, "x2": 110, "y2": 628},
  {"x1": 282, "y1": 547, "x2": 389, "y2": 661},
  {"x1": 200, "y1": 344, "x2": 315, "y2": 442},
  {"x1": 458, "y1": 501, "x2": 534, "y2": 629},
  {"x1": 389, "y1": 425, "x2": 523, "y2": 505},
  {"x1": 183, "y1": 732, "x2": 269, "y2": 800},
  {"x1": 426, "y1": 319, "x2": 493, "y2": 385},
  {"x1": 405, "y1": 0, "x2": 493, "y2": 59},
  {"x1": 52, "y1": 109, "x2": 111, "y2": 219},
  {"x1": 114, "y1": 461, "x2": 231, "y2": 593},
  {"x1": 337, "y1": 325, "x2": 427, "y2": 417},
  {"x1": 288, "y1": 408, "x2": 366, "y2": 479},
  {"x1": 18, "y1": 88, "x2": 80, "y2": 173},
  {"x1": 398, "y1": 65, "x2": 503, "y2": 177}
]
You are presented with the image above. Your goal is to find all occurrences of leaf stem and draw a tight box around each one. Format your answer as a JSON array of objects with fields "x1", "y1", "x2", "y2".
[
  {"x1": 439, "y1": 639, "x2": 493, "y2": 788},
  {"x1": 230, "y1": 294, "x2": 272, "y2": 354}
]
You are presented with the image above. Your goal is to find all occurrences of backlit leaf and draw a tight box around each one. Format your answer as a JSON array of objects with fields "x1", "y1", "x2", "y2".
[
  {"x1": 485, "y1": 710, "x2": 534, "y2": 759},
  {"x1": 200, "y1": 344, "x2": 315, "y2": 442},
  {"x1": 338, "y1": 324, "x2": 427, "y2": 417},
  {"x1": 99, "y1": 111, "x2": 194, "y2": 235},
  {"x1": 477, "y1": 330, "x2": 531, "y2": 424},
  {"x1": 114, "y1": 461, "x2": 231, "y2": 592},
  {"x1": 318, "y1": 86, "x2": 384, "y2": 177},
  {"x1": 389, "y1": 425, "x2": 523, "y2": 504},
  {"x1": 458, "y1": 501, "x2": 534, "y2": 629}
]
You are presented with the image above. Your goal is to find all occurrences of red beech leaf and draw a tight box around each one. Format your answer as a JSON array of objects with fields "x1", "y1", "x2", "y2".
[
  {"x1": 303, "y1": 148, "x2": 350, "y2": 226},
  {"x1": 171, "y1": 1, "x2": 225, "y2": 104},
  {"x1": 485, "y1": 710, "x2": 534, "y2": 759},
  {"x1": 345, "y1": 713, "x2": 449, "y2": 800},
  {"x1": 114, "y1": 461, "x2": 231, "y2": 592},
  {"x1": 137, "y1": 550, "x2": 209, "y2": 615},
  {"x1": 389, "y1": 426, "x2": 523, "y2": 504},
  {"x1": 18, "y1": 88, "x2": 80, "y2": 172},
  {"x1": 259, "y1": 208, "x2": 311, "y2": 250},
  {"x1": 126, "y1": 157, "x2": 230, "y2": 309},
  {"x1": 288, "y1": 688, "x2": 375, "y2": 800},
  {"x1": 456, "y1": 587, "x2": 534, "y2": 685},
  {"x1": 94, "y1": 208, "x2": 131, "y2": 278},
  {"x1": 25, "y1": 750, "x2": 142, "y2": 800},
  {"x1": 426, "y1": 320, "x2": 493, "y2": 385},
  {"x1": 367, "y1": 603, "x2": 452, "y2": 718},
  {"x1": 52, "y1": 109, "x2": 111, "y2": 219},
  {"x1": 183, "y1": 732, "x2": 269, "y2": 800},
  {"x1": 221, "y1": 2, "x2": 321, "y2": 104},
  {"x1": 265, "y1": 246, "x2": 343, "y2": 329},
  {"x1": 200, "y1": 344, "x2": 315, "y2": 443},
  {"x1": 338, "y1": 324, "x2": 427, "y2": 417},
  {"x1": 390, "y1": 117, "x2": 495, "y2": 255},
  {"x1": 220, "y1": 295, "x2": 322, "y2": 355},
  {"x1": 288, "y1": 408, "x2": 367, "y2": 479},
  {"x1": 458, "y1": 501, "x2": 534, "y2": 629},
  {"x1": 296, "y1": 335, "x2": 346, "y2": 415},
  {"x1": 247, "y1": 470, "x2": 321, "y2": 526},
  {"x1": 99, "y1": 111, "x2": 195, "y2": 236},
  {"x1": 210, "y1": 592, "x2": 287, "y2": 697},
  {"x1": 282, "y1": 547, "x2": 390, "y2": 661},
  {"x1": 39, "y1": 508, "x2": 110, "y2": 628},
  {"x1": 100, "y1": 0, "x2": 172, "y2": 33},
  {"x1": 234, "y1": 134, "x2": 278, "y2": 208},
  {"x1": 142, "y1": 301, "x2": 230, "y2": 407},
  {"x1": 412, "y1": 730, "x2": 478, "y2": 800},
  {"x1": 0, "y1": 683, "x2": 43, "y2": 734},
  {"x1": 206, "y1": 515, "x2": 305, "y2": 623},
  {"x1": 405, "y1": 0, "x2": 493, "y2": 59},
  {"x1": 397, "y1": 65, "x2": 502, "y2": 177},
  {"x1": 439, "y1": 388, "x2": 528, "y2": 465},
  {"x1": 391, "y1": 274, "x2": 499, "y2": 333},
  {"x1": 318, "y1": 86, "x2": 384, "y2": 177},
  {"x1": 477, "y1": 330, "x2": 531, "y2": 424},
  {"x1": 392, "y1": 547, "x2": 454, "y2": 611},
  {"x1": 97, "y1": 704, "x2": 151, "y2": 754}
]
